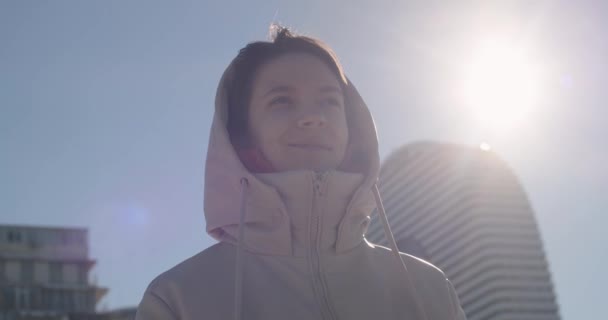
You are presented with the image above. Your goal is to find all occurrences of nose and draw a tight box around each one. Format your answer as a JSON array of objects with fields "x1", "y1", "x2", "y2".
[{"x1": 297, "y1": 112, "x2": 327, "y2": 129}]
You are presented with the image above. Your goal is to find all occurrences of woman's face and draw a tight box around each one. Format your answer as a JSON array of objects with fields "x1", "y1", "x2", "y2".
[{"x1": 248, "y1": 53, "x2": 349, "y2": 172}]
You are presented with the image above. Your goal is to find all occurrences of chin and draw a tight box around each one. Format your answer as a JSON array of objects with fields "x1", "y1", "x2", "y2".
[
  {"x1": 273, "y1": 155, "x2": 343, "y2": 172},
  {"x1": 297, "y1": 161, "x2": 340, "y2": 172}
]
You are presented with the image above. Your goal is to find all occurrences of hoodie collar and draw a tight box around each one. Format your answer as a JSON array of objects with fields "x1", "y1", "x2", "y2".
[{"x1": 255, "y1": 170, "x2": 375, "y2": 256}]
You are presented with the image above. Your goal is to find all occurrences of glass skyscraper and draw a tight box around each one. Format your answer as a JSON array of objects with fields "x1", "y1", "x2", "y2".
[{"x1": 366, "y1": 142, "x2": 560, "y2": 320}]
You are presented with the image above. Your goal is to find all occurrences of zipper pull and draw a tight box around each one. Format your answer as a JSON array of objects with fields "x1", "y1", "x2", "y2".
[{"x1": 313, "y1": 171, "x2": 327, "y2": 196}]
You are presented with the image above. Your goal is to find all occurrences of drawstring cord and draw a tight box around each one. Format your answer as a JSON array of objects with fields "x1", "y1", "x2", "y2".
[
  {"x1": 234, "y1": 177, "x2": 249, "y2": 320},
  {"x1": 372, "y1": 184, "x2": 429, "y2": 320}
]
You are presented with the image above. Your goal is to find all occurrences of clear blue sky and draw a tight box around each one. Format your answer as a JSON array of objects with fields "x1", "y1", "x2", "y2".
[{"x1": 1, "y1": 1, "x2": 606, "y2": 318}]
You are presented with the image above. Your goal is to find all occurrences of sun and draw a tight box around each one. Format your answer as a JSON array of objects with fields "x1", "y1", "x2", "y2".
[{"x1": 462, "y1": 40, "x2": 541, "y2": 135}]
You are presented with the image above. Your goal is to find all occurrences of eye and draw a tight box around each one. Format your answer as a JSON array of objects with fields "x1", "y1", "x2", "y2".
[
  {"x1": 268, "y1": 96, "x2": 293, "y2": 108},
  {"x1": 322, "y1": 97, "x2": 342, "y2": 108}
]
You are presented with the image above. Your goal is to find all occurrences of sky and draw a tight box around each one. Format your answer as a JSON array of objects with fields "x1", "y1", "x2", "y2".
[{"x1": 1, "y1": 1, "x2": 606, "y2": 318}]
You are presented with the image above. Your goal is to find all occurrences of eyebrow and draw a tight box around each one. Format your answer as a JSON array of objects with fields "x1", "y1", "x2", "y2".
[
  {"x1": 263, "y1": 85, "x2": 292, "y2": 98},
  {"x1": 262, "y1": 85, "x2": 343, "y2": 98},
  {"x1": 319, "y1": 85, "x2": 343, "y2": 94}
]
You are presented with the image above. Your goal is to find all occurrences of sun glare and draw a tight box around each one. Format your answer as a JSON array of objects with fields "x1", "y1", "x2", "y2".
[
  {"x1": 479, "y1": 142, "x2": 492, "y2": 151},
  {"x1": 463, "y1": 40, "x2": 541, "y2": 134}
]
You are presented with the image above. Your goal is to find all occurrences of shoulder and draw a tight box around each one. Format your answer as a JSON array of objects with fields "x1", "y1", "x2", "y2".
[
  {"x1": 137, "y1": 242, "x2": 236, "y2": 319},
  {"x1": 364, "y1": 241, "x2": 465, "y2": 318},
  {"x1": 364, "y1": 241, "x2": 466, "y2": 318},
  {"x1": 145, "y1": 242, "x2": 236, "y2": 298},
  {"x1": 365, "y1": 240, "x2": 447, "y2": 283}
]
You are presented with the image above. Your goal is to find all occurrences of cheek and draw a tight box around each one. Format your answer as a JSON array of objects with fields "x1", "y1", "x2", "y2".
[
  {"x1": 250, "y1": 115, "x2": 288, "y2": 151},
  {"x1": 333, "y1": 112, "x2": 350, "y2": 148}
]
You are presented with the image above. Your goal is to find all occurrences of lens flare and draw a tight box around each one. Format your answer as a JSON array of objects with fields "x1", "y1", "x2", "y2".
[{"x1": 462, "y1": 40, "x2": 542, "y2": 135}]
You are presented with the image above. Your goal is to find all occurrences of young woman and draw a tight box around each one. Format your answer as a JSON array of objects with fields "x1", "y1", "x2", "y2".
[{"x1": 136, "y1": 27, "x2": 466, "y2": 320}]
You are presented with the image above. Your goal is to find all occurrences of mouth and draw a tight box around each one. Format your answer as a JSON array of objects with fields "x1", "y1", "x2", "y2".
[{"x1": 288, "y1": 143, "x2": 332, "y2": 151}]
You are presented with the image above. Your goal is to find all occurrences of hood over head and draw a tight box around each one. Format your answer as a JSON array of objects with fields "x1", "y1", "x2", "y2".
[{"x1": 204, "y1": 53, "x2": 381, "y2": 255}]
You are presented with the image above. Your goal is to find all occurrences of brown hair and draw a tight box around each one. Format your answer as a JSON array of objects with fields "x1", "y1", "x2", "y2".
[{"x1": 226, "y1": 26, "x2": 347, "y2": 148}]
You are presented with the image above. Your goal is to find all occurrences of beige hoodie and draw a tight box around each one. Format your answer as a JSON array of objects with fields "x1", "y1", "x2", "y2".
[{"x1": 135, "y1": 59, "x2": 467, "y2": 320}]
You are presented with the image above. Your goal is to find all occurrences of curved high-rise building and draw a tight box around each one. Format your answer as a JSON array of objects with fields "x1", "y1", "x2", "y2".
[{"x1": 366, "y1": 142, "x2": 560, "y2": 320}]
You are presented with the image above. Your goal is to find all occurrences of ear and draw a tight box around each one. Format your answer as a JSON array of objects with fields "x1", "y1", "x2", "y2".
[{"x1": 237, "y1": 147, "x2": 276, "y2": 173}]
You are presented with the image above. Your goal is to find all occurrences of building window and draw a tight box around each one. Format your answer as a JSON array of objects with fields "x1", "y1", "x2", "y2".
[
  {"x1": 0, "y1": 287, "x2": 7, "y2": 309},
  {"x1": 27, "y1": 231, "x2": 41, "y2": 249},
  {"x1": 51, "y1": 289, "x2": 61, "y2": 310},
  {"x1": 5, "y1": 261, "x2": 20, "y2": 283},
  {"x1": 61, "y1": 232, "x2": 70, "y2": 245},
  {"x1": 14, "y1": 287, "x2": 30, "y2": 310},
  {"x1": 49, "y1": 263, "x2": 63, "y2": 284},
  {"x1": 30, "y1": 288, "x2": 41, "y2": 310},
  {"x1": 7, "y1": 230, "x2": 23, "y2": 243},
  {"x1": 2, "y1": 287, "x2": 16, "y2": 309},
  {"x1": 33, "y1": 262, "x2": 49, "y2": 284},
  {"x1": 74, "y1": 292, "x2": 83, "y2": 311},
  {"x1": 86, "y1": 293, "x2": 94, "y2": 311},
  {"x1": 77, "y1": 266, "x2": 87, "y2": 284},
  {"x1": 41, "y1": 289, "x2": 50, "y2": 309},
  {"x1": 21, "y1": 261, "x2": 34, "y2": 284}
]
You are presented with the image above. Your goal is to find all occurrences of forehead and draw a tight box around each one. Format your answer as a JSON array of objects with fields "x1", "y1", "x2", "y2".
[{"x1": 252, "y1": 53, "x2": 342, "y2": 93}]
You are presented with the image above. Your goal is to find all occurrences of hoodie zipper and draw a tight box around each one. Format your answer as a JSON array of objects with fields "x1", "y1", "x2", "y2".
[{"x1": 310, "y1": 171, "x2": 336, "y2": 320}]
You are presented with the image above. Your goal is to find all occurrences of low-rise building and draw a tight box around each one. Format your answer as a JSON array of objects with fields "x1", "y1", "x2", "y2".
[{"x1": 0, "y1": 225, "x2": 108, "y2": 320}]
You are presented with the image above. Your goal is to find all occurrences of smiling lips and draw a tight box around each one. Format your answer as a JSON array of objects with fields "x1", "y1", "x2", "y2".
[{"x1": 288, "y1": 143, "x2": 332, "y2": 151}]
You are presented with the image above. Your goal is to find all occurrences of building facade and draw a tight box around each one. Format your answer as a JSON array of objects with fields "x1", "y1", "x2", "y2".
[
  {"x1": 0, "y1": 225, "x2": 108, "y2": 320},
  {"x1": 366, "y1": 142, "x2": 560, "y2": 320}
]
